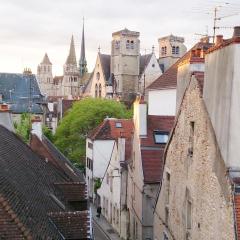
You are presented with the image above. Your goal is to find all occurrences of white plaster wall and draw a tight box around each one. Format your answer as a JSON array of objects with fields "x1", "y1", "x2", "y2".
[
  {"x1": 204, "y1": 44, "x2": 240, "y2": 169},
  {"x1": 93, "y1": 140, "x2": 115, "y2": 178},
  {"x1": 148, "y1": 89, "x2": 176, "y2": 116}
]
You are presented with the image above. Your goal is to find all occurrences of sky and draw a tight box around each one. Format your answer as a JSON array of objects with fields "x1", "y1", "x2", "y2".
[{"x1": 0, "y1": 0, "x2": 239, "y2": 75}]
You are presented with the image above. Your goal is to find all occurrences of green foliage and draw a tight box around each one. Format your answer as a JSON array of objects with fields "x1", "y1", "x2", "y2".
[
  {"x1": 42, "y1": 125, "x2": 54, "y2": 142},
  {"x1": 94, "y1": 178, "x2": 102, "y2": 193},
  {"x1": 14, "y1": 113, "x2": 31, "y2": 143},
  {"x1": 54, "y1": 98, "x2": 132, "y2": 164}
]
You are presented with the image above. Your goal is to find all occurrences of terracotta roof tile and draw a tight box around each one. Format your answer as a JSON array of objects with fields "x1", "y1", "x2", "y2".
[
  {"x1": 48, "y1": 211, "x2": 91, "y2": 239},
  {"x1": 146, "y1": 41, "x2": 213, "y2": 90},
  {"x1": 141, "y1": 115, "x2": 174, "y2": 183},
  {"x1": 88, "y1": 119, "x2": 133, "y2": 141}
]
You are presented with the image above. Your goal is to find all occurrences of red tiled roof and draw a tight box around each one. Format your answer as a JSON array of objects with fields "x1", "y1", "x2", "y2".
[
  {"x1": 147, "y1": 41, "x2": 213, "y2": 91},
  {"x1": 48, "y1": 211, "x2": 90, "y2": 239},
  {"x1": 54, "y1": 182, "x2": 87, "y2": 201},
  {"x1": 88, "y1": 119, "x2": 133, "y2": 141},
  {"x1": 141, "y1": 149, "x2": 164, "y2": 183},
  {"x1": 0, "y1": 195, "x2": 29, "y2": 239},
  {"x1": 141, "y1": 115, "x2": 175, "y2": 184},
  {"x1": 235, "y1": 194, "x2": 240, "y2": 238},
  {"x1": 141, "y1": 115, "x2": 175, "y2": 147}
]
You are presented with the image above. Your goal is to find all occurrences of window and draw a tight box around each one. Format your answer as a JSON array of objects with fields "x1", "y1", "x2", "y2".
[
  {"x1": 161, "y1": 46, "x2": 167, "y2": 55},
  {"x1": 96, "y1": 72, "x2": 100, "y2": 81},
  {"x1": 188, "y1": 121, "x2": 195, "y2": 157},
  {"x1": 163, "y1": 232, "x2": 169, "y2": 240},
  {"x1": 130, "y1": 40, "x2": 134, "y2": 49},
  {"x1": 166, "y1": 172, "x2": 170, "y2": 204},
  {"x1": 165, "y1": 207, "x2": 169, "y2": 226},
  {"x1": 115, "y1": 40, "x2": 120, "y2": 49},
  {"x1": 187, "y1": 200, "x2": 192, "y2": 230},
  {"x1": 176, "y1": 46, "x2": 180, "y2": 55},
  {"x1": 152, "y1": 63, "x2": 155, "y2": 68},
  {"x1": 172, "y1": 46, "x2": 176, "y2": 54},
  {"x1": 88, "y1": 142, "x2": 93, "y2": 149},
  {"x1": 126, "y1": 40, "x2": 130, "y2": 49},
  {"x1": 99, "y1": 84, "x2": 102, "y2": 98},
  {"x1": 106, "y1": 173, "x2": 109, "y2": 185},
  {"x1": 154, "y1": 131, "x2": 169, "y2": 144},
  {"x1": 95, "y1": 84, "x2": 98, "y2": 98},
  {"x1": 115, "y1": 122, "x2": 122, "y2": 128}
]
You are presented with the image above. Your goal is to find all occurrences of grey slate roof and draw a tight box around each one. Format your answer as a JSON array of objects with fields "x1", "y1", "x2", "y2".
[
  {"x1": 0, "y1": 73, "x2": 44, "y2": 114},
  {"x1": 0, "y1": 125, "x2": 89, "y2": 239},
  {"x1": 139, "y1": 53, "x2": 153, "y2": 77},
  {"x1": 99, "y1": 53, "x2": 111, "y2": 81}
]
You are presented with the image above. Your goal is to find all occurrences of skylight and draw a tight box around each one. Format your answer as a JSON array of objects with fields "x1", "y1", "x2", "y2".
[
  {"x1": 154, "y1": 131, "x2": 169, "y2": 144},
  {"x1": 115, "y1": 122, "x2": 122, "y2": 128}
]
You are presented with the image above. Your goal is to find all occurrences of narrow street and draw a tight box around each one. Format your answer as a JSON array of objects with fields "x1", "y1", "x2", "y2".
[{"x1": 93, "y1": 221, "x2": 110, "y2": 240}]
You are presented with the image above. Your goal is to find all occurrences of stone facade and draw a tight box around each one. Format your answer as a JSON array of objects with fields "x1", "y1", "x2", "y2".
[
  {"x1": 37, "y1": 53, "x2": 54, "y2": 96},
  {"x1": 153, "y1": 74, "x2": 235, "y2": 240},
  {"x1": 158, "y1": 35, "x2": 187, "y2": 72}
]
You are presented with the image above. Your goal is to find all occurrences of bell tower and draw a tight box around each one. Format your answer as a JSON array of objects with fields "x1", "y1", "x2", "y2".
[
  {"x1": 37, "y1": 53, "x2": 53, "y2": 96},
  {"x1": 111, "y1": 28, "x2": 140, "y2": 100}
]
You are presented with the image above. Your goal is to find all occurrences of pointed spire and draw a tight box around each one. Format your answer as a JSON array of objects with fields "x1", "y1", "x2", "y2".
[
  {"x1": 66, "y1": 35, "x2": 77, "y2": 65},
  {"x1": 41, "y1": 53, "x2": 52, "y2": 65},
  {"x1": 79, "y1": 17, "x2": 87, "y2": 77}
]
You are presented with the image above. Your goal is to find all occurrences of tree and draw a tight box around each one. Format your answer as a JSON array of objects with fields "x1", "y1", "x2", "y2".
[
  {"x1": 14, "y1": 113, "x2": 31, "y2": 143},
  {"x1": 54, "y1": 98, "x2": 132, "y2": 165}
]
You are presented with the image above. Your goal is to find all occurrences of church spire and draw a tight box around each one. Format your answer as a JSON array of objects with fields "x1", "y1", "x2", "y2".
[
  {"x1": 79, "y1": 18, "x2": 87, "y2": 77},
  {"x1": 66, "y1": 35, "x2": 77, "y2": 65}
]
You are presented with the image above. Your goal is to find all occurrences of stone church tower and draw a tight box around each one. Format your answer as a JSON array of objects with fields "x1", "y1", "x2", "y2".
[
  {"x1": 111, "y1": 28, "x2": 140, "y2": 100},
  {"x1": 158, "y1": 35, "x2": 187, "y2": 72},
  {"x1": 62, "y1": 36, "x2": 80, "y2": 97},
  {"x1": 37, "y1": 53, "x2": 53, "y2": 96}
]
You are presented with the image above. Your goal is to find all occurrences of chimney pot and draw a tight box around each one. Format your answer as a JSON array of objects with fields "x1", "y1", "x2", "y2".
[{"x1": 233, "y1": 26, "x2": 240, "y2": 38}]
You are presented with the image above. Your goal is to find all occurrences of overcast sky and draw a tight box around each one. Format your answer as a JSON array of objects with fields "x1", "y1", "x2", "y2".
[{"x1": 0, "y1": 0, "x2": 239, "y2": 75}]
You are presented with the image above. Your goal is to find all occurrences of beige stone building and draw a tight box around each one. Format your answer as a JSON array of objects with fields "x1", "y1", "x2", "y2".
[
  {"x1": 127, "y1": 97, "x2": 174, "y2": 240},
  {"x1": 154, "y1": 28, "x2": 240, "y2": 240},
  {"x1": 158, "y1": 35, "x2": 187, "y2": 73}
]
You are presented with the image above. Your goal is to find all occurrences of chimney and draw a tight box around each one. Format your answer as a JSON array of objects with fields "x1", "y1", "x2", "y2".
[
  {"x1": 233, "y1": 26, "x2": 240, "y2": 38},
  {"x1": 0, "y1": 103, "x2": 15, "y2": 132},
  {"x1": 133, "y1": 96, "x2": 147, "y2": 136},
  {"x1": 215, "y1": 35, "x2": 223, "y2": 46},
  {"x1": 31, "y1": 115, "x2": 42, "y2": 140}
]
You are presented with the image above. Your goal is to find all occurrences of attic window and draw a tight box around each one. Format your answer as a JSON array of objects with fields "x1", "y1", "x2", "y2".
[
  {"x1": 154, "y1": 131, "x2": 169, "y2": 144},
  {"x1": 115, "y1": 122, "x2": 122, "y2": 128}
]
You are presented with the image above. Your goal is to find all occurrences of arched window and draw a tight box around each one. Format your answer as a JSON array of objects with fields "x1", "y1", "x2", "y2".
[
  {"x1": 176, "y1": 46, "x2": 180, "y2": 55},
  {"x1": 126, "y1": 40, "x2": 130, "y2": 49},
  {"x1": 99, "y1": 84, "x2": 102, "y2": 98},
  {"x1": 95, "y1": 84, "x2": 98, "y2": 98},
  {"x1": 130, "y1": 40, "x2": 134, "y2": 49}
]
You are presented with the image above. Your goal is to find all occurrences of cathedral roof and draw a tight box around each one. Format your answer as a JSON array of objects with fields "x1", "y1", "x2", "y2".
[
  {"x1": 65, "y1": 35, "x2": 77, "y2": 65},
  {"x1": 41, "y1": 53, "x2": 52, "y2": 65}
]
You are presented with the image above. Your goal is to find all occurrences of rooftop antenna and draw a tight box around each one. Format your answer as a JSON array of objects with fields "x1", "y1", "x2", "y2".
[{"x1": 212, "y1": 3, "x2": 239, "y2": 42}]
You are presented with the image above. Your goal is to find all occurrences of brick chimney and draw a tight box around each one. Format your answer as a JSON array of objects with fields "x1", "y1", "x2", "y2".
[
  {"x1": 215, "y1": 35, "x2": 223, "y2": 46},
  {"x1": 0, "y1": 103, "x2": 15, "y2": 132},
  {"x1": 31, "y1": 115, "x2": 42, "y2": 140},
  {"x1": 233, "y1": 26, "x2": 240, "y2": 38}
]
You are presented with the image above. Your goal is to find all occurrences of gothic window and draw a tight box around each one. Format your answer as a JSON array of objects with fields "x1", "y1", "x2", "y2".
[
  {"x1": 99, "y1": 84, "x2": 102, "y2": 98},
  {"x1": 172, "y1": 46, "x2": 176, "y2": 54},
  {"x1": 176, "y1": 46, "x2": 180, "y2": 55},
  {"x1": 95, "y1": 84, "x2": 98, "y2": 98},
  {"x1": 96, "y1": 72, "x2": 100, "y2": 81},
  {"x1": 126, "y1": 40, "x2": 130, "y2": 49},
  {"x1": 188, "y1": 121, "x2": 195, "y2": 157}
]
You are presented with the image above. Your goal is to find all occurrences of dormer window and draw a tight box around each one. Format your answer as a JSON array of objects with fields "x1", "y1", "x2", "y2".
[
  {"x1": 115, "y1": 122, "x2": 122, "y2": 128},
  {"x1": 154, "y1": 131, "x2": 169, "y2": 144}
]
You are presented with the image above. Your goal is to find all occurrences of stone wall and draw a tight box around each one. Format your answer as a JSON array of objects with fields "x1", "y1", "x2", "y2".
[{"x1": 154, "y1": 76, "x2": 235, "y2": 240}]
